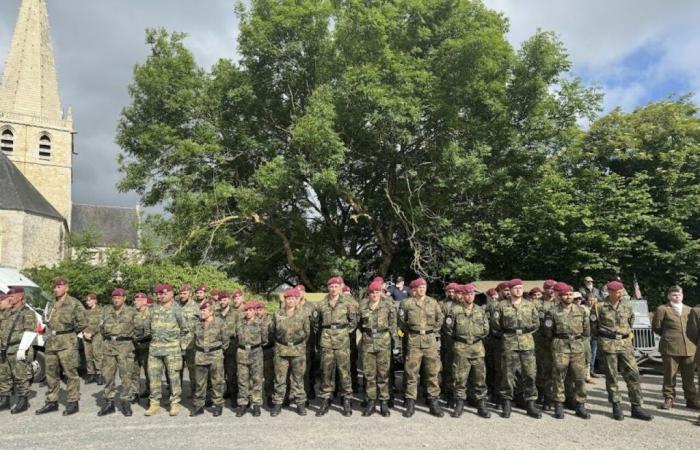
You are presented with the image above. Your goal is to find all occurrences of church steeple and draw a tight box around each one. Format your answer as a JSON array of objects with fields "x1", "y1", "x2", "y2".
[{"x1": 0, "y1": 0, "x2": 65, "y2": 122}]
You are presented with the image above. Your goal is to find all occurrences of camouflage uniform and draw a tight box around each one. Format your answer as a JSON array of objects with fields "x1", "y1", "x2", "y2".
[
  {"x1": 444, "y1": 303, "x2": 489, "y2": 401},
  {"x1": 270, "y1": 308, "x2": 310, "y2": 405},
  {"x1": 218, "y1": 306, "x2": 239, "y2": 399},
  {"x1": 83, "y1": 304, "x2": 104, "y2": 379},
  {"x1": 131, "y1": 307, "x2": 151, "y2": 396},
  {"x1": 178, "y1": 298, "x2": 200, "y2": 393},
  {"x1": 193, "y1": 317, "x2": 229, "y2": 408},
  {"x1": 43, "y1": 295, "x2": 87, "y2": 403},
  {"x1": 236, "y1": 316, "x2": 267, "y2": 406},
  {"x1": 0, "y1": 305, "x2": 38, "y2": 398},
  {"x1": 313, "y1": 295, "x2": 359, "y2": 399},
  {"x1": 398, "y1": 296, "x2": 444, "y2": 401},
  {"x1": 359, "y1": 298, "x2": 397, "y2": 401},
  {"x1": 100, "y1": 305, "x2": 136, "y2": 401}
]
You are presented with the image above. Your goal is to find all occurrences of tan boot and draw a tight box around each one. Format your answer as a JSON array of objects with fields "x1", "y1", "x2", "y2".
[
  {"x1": 144, "y1": 401, "x2": 161, "y2": 416},
  {"x1": 169, "y1": 402, "x2": 181, "y2": 416}
]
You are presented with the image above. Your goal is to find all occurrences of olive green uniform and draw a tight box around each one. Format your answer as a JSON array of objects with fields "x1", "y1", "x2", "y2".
[
  {"x1": 0, "y1": 305, "x2": 38, "y2": 397},
  {"x1": 270, "y1": 308, "x2": 310, "y2": 405},
  {"x1": 193, "y1": 317, "x2": 229, "y2": 408},
  {"x1": 444, "y1": 302, "x2": 489, "y2": 401},
  {"x1": 131, "y1": 307, "x2": 151, "y2": 395},
  {"x1": 236, "y1": 316, "x2": 267, "y2": 406},
  {"x1": 100, "y1": 305, "x2": 136, "y2": 401},
  {"x1": 359, "y1": 298, "x2": 397, "y2": 401},
  {"x1": 83, "y1": 305, "x2": 104, "y2": 378}
]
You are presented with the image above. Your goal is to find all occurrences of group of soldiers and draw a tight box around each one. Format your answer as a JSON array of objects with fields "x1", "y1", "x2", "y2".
[{"x1": 1, "y1": 275, "x2": 700, "y2": 425}]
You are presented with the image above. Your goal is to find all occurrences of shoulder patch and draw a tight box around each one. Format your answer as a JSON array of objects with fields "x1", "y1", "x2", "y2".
[
  {"x1": 493, "y1": 311, "x2": 499, "y2": 319},
  {"x1": 544, "y1": 319, "x2": 553, "y2": 328},
  {"x1": 589, "y1": 314, "x2": 597, "y2": 322},
  {"x1": 445, "y1": 316, "x2": 453, "y2": 326},
  {"x1": 312, "y1": 310, "x2": 318, "y2": 319}
]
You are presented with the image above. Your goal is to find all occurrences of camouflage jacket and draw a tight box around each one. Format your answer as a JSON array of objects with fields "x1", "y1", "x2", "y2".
[
  {"x1": 179, "y1": 299, "x2": 200, "y2": 349},
  {"x1": 236, "y1": 317, "x2": 267, "y2": 358},
  {"x1": 271, "y1": 308, "x2": 310, "y2": 357},
  {"x1": 44, "y1": 295, "x2": 87, "y2": 352},
  {"x1": 133, "y1": 307, "x2": 151, "y2": 349},
  {"x1": 591, "y1": 299, "x2": 634, "y2": 353},
  {"x1": 544, "y1": 303, "x2": 590, "y2": 354},
  {"x1": 399, "y1": 296, "x2": 443, "y2": 350},
  {"x1": 193, "y1": 317, "x2": 229, "y2": 365},
  {"x1": 1, "y1": 305, "x2": 38, "y2": 354},
  {"x1": 147, "y1": 302, "x2": 191, "y2": 357},
  {"x1": 101, "y1": 305, "x2": 136, "y2": 356},
  {"x1": 444, "y1": 303, "x2": 489, "y2": 358},
  {"x1": 491, "y1": 299, "x2": 539, "y2": 352},
  {"x1": 313, "y1": 295, "x2": 358, "y2": 350},
  {"x1": 359, "y1": 299, "x2": 397, "y2": 353},
  {"x1": 534, "y1": 299, "x2": 556, "y2": 342},
  {"x1": 218, "y1": 306, "x2": 239, "y2": 340},
  {"x1": 84, "y1": 305, "x2": 103, "y2": 337}
]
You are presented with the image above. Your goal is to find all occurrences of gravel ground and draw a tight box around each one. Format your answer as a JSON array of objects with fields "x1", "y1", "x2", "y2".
[{"x1": 2, "y1": 373, "x2": 698, "y2": 449}]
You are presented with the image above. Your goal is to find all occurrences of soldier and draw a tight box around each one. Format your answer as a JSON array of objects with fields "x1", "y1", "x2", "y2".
[
  {"x1": 270, "y1": 288, "x2": 310, "y2": 417},
  {"x1": 98, "y1": 288, "x2": 136, "y2": 417},
  {"x1": 178, "y1": 284, "x2": 200, "y2": 398},
  {"x1": 297, "y1": 285, "x2": 317, "y2": 401},
  {"x1": 313, "y1": 276, "x2": 358, "y2": 417},
  {"x1": 195, "y1": 285, "x2": 209, "y2": 303},
  {"x1": 190, "y1": 300, "x2": 229, "y2": 417},
  {"x1": 0, "y1": 287, "x2": 38, "y2": 414},
  {"x1": 359, "y1": 281, "x2": 398, "y2": 417},
  {"x1": 686, "y1": 304, "x2": 700, "y2": 425},
  {"x1": 399, "y1": 277, "x2": 444, "y2": 418},
  {"x1": 217, "y1": 291, "x2": 239, "y2": 401},
  {"x1": 235, "y1": 301, "x2": 267, "y2": 417},
  {"x1": 440, "y1": 282, "x2": 458, "y2": 404},
  {"x1": 36, "y1": 278, "x2": 87, "y2": 416},
  {"x1": 144, "y1": 284, "x2": 191, "y2": 417},
  {"x1": 131, "y1": 292, "x2": 151, "y2": 402},
  {"x1": 535, "y1": 280, "x2": 557, "y2": 410},
  {"x1": 491, "y1": 279, "x2": 541, "y2": 419},
  {"x1": 444, "y1": 284, "x2": 490, "y2": 418},
  {"x1": 82, "y1": 293, "x2": 104, "y2": 385},
  {"x1": 484, "y1": 286, "x2": 501, "y2": 403},
  {"x1": 591, "y1": 280, "x2": 653, "y2": 421},
  {"x1": 543, "y1": 283, "x2": 591, "y2": 419},
  {"x1": 651, "y1": 286, "x2": 699, "y2": 409},
  {"x1": 256, "y1": 300, "x2": 274, "y2": 407}
]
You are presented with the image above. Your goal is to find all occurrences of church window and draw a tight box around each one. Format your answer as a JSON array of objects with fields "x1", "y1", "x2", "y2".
[
  {"x1": 38, "y1": 133, "x2": 52, "y2": 159},
  {"x1": 1, "y1": 128, "x2": 14, "y2": 154}
]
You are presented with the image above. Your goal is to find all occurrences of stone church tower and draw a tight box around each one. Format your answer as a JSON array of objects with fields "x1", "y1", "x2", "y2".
[{"x1": 0, "y1": 0, "x2": 73, "y2": 225}]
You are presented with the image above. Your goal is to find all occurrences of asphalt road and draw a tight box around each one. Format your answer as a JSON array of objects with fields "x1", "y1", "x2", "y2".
[{"x1": 2, "y1": 373, "x2": 698, "y2": 449}]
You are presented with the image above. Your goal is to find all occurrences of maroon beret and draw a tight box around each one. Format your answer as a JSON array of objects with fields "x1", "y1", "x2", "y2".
[
  {"x1": 367, "y1": 282, "x2": 383, "y2": 294},
  {"x1": 195, "y1": 284, "x2": 207, "y2": 292},
  {"x1": 134, "y1": 292, "x2": 147, "y2": 300},
  {"x1": 283, "y1": 288, "x2": 300, "y2": 298},
  {"x1": 371, "y1": 277, "x2": 384, "y2": 284},
  {"x1": 255, "y1": 301, "x2": 266, "y2": 310},
  {"x1": 243, "y1": 301, "x2": 256, "y2": 310},
  {"x1": 409, "y1": 278, "x2": 427, "y2": 289},
  {"x1": 446, "y1": 282, "x2": 458, "y2": 291},
  {"x1": 111, "y1": 288, "x2": 126, "y2": 297},
  {"x1": 529, "y1": 287, "x2": 542, "y2": 294},
  {"x1": 543, "y1": 279, "x2": 557, "y2": 289},
  {"x1": 342, "y1": 285, "x2": 350, "y2": 293},
  {"x1": 486, "y1": 288, "x2": 498, "y2": 297},
  {"x1": 217, "y1": 291, "x2": 229, "y2": 300},
  {"x1": 327, "y1": 276, "x2": 343, "y2": 286},
  {"x1": 146, "y1": 296, "x2": 154, "y2": 305},
  {"x1": 496, "y1": 282, "x2": 510, "y2": 291},
  {"x1": 199, "y1": 300, "x2": 215, "y2": 311},
  {"x1": 52, "y1": 277, "x2": 68, "y2": 287},
  {"x1": 509, "y1": 278, "x2": 524, "y2": 288},
  {"x1": 463, "y1": 283, "x2": 476, "y2": 294},
  {"x1": 553, "y1": 282, "x2": 572, "y2": 294},
  {"x1": 232, "y1": 289, "x2": 243, "y2": 297},
  {"x1": 179, "y1": 284, "x2": 191, "y2": 292},
  {"x1": 606, "y1": 281, "x2": 624, "y2": 291}
]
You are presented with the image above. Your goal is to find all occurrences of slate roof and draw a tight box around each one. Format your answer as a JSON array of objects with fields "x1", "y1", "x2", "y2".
[
  {"x1": 0, "y1": 151, "x2": 64, "y2": 221},
  {"x1": 71, "y1": 203, "x2": 140, "y2": 248}
]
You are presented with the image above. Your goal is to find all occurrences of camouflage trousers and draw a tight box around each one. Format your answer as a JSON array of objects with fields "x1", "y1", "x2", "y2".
[
  {"x1": 500, "y1": 349, "x2": 537, "y2": 401},
  {"x1": 237, "y1": 347, "x2": 263, "y2": 406},
  {"x1": 272, "y1": 353, "x2": 306, "y2": 404},
  {"x1": 46, "y1": 348, "x2": 81, "y2": 402},
  {"x1": 601, "y1": 350, "x2": 643, "y2": 405},
  {"x1": 361, "y1": 347, "x2": 391, "y2": 401},
  {"x1": 194, "y1": 357, "x2": 224, "y2": 408},
  {"x1": 148, "y1": 353, "x2": 182, "y2": 404},
  {"x1": 131, "y1": 345, "x2": 149, "y2": 395},
  {"x1": 453, "y1": 353, "x2": 487, "y2": 401},
  {"x1": 180, "y1": 346, "x2": 196, "y2": 394},
  {"x1": 319, "y1": 346, "x2": 353, "y2": 399},
  {"x1": 404, "y1": 345, "x2": 441, "y2": 400},
  {"x1": 223, "y1": 345, "x2": 237, "y2": 399},
  {"x1": 102, "y1": 351, "x2": 134, "y2": 400},
  {"x1": 552, "y1": 351, "x2": 587, "y2": 403},
  {"x1": 84, "y1": 335, "x2": 103, "y2": 375},
  {"x1": 535, "y1": 339, "x2": 552, "y2": 400},
  {"x1": 0, "y1": 351, "x2": 33, "y2": 396}
]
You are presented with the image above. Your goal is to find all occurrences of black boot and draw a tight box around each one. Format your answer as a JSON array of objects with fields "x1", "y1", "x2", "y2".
[
  {"x1": 501, "y1": 400, "x2": 512, "y2": 418},
  {"x1": 575, "y1": 403, "x2": 590, "y2": 420},
  {"x1": 362, "y1": 399, "x2": 375, "y2": 417},
  {"x1": 526, "y1": 400, "x2": 542, "y2": 419},
  {"x1": 403, "y1": 399, "x2": 415, "y2": 418},
  {"x1": 85, "y1": 374, "x2": 95, "y2": 384},
  {"x1": 235, "y1": 405, "x2": 247, "y2": 417},
  {"x1": 96, "y1": 375, "x2": 104, "y2": 386},
  {"x1": 0, "y1": 395, "x2": 10, "y2": 410},
  {"x1": 380, "y1": 400, "x2": 390, "y2": 417},
  {"x1": 35, "y1": 401, "x2": 58, "y2": 415},
  {"x1": 139, "y1": 390, "x2": 150, "y2": 399},
  {"x1": 212, "y1": 406, "x2": 223, "y2": 417},
  {"x1": 63, "y1": 401, "x2": 79, "y2": 416},
  {"x1": 97, "y1": 400, "x2": 115, "y2": 417},
  {"x1": 316, "y1": 398, "x2": 330, "y2": 417},
  {"x1": 536, "y1": 392, "x2": 545, "y2": 405},
  {"x1": 342, "y1": 398, "x2": 352, "y2": 417},
  {"x1": 564, "y1": 397, "x2": 577, "y2": 411},
  {"x1": 429, "y1": 398, "x2": 444, "y2": 418},
  {"x1": 541, "y1": 398, "x2": 552, "y2": 411},
  {"x1": 612, "y1": 402, "x2": 624, "y2": 421},
  {"x1": 631, "y1": 404, "x2": 653, "y2": 421},
  {"x1": 296, "y1": 402, "x2": 307, "y2": 416},
  {"x1": 121, "y1": 401, "x2": 133, "y2": 417},
  {"x1": 189, "y1": 406, "x2": 205, "y2": 417},
  {"x1": 270, "y1": 403, "x2": 282, "y2": 417},
  {"x1": 554, "y1": 402, "x2": 565, "y2": 419},
  {"x1": 10, "y1": 396, "x2": 29, "y2": 414},
  {"x1": 252, "y1": 405, "x2": 261, "y2": 417},
  {"x1": 451, "y1": 399, "x2": 464, "y2": 418},
  {"x1": 476, "y1": 399, "x2": 491, "y2": 418}
]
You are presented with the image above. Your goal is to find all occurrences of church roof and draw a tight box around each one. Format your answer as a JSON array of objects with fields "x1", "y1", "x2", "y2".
[
  {"x1": 0, "y1": 150, "x2": 63, "y2": 221},
  {"x1": 71, "y1": 203, "x2": 140, "y2": 249}
]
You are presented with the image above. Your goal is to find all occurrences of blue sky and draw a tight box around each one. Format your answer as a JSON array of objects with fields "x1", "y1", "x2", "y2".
[{"x1": 0, "y1": 0, "x2": 698, "y2": 208}]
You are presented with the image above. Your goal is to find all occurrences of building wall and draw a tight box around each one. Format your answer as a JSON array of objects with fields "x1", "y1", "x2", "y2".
[{"x1": 0, "y1": 209, "x2": 66, "y2": 269}]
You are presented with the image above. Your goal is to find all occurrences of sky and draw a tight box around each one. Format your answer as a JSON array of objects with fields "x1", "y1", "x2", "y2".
[{"x1": 0, "y1": 0, "x2": 698, "y2": 209}]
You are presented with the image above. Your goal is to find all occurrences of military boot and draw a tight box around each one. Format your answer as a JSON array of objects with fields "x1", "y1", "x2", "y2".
[
  {"x1": 144, "y1": 401, "x2": 162, "y2": 416},
  {"x1": 35, "y1": 401, "x2": 59, "y2": 415},
  {"x1": 403, "y1": 399, "x2": 415, "y2": 418},
  {"x1": 189, "y1": 406, "x2": 205, "y2": 417},
  {"x1": 380, "y1": 400, "x2": 390, "y2": 417},
  {"x1": 0, "y1": 395, "x2": 10, "y2": 410},
  {"x1": 270, "y1": 403, "x2": 282, "y2": 417},
  {"x1": 501, "y1": 400, "x2": 512, "y2": 418},
  {"x1": 429, "y1": 398, "x2": 444, "y2": 418},
  {"x1": 316, "y1": 398, "x2": 330, "y2": 417},
  {"x1": 97, "y1": 400, "x2": 116, "y2": 416},
  {"x1": 139, "y1": 390, "x2": 150, "y2": 399},
  {"x1": 611, "y1": 402, "x2": 624, "y2": 421},
  {"x1": 120, "y1": 401, "x2": 133, "y2": 417},
  {"x1": 553, "y1": 402, "x2": 565, "y2": 419},
  {"x1": 451, "y1": 399, "x2": 464, "y2": 418},
  {"x1": 525, "y1": 400, "x2": 541, "y2": 419},
  {"x1": 342, "y1": 398, "x2": 353, "y2": 417},
  {"x1": 85, "y1": 374, "x2": 95, "y2": 384},
  {"x1": 630, "y1": 404, "x2": 653, "y2": 421},
  {"x1": 362, "y1": 399, "x2": 375, "y2": 417},
  {"x1": 536, "y1": 392, "x2": 545, "y2": 405},
  {"x1": 296, "y1": 402, "x2": 307, "y2": 416},
  {"x1": 575, "y1": 403, "x2": 590, "y2": 419},
  {"x1": 212, "y1": 406, "x2": 223, "y2": 417},
  {"x1": 10, "y1": 396, "x2": 29, "y2": 414},
  {"x1": 476, "y1": 399, "x2": 491, "y2": 418},
  {"x1": 63, "y1": 401, "x2": 79, "y2": 416},
  {"x1": 541, "y1": 398, "x2": 552, "y2": 411},
  {"x1": 169, "y1": 403, "x2": 181, "y2": 416},
  {"x1": 252, "y1": 405, "x2": 261, "y2": 417},
  {"x1": 235, "y1": 405, "x2": 247, "y2": 417}
]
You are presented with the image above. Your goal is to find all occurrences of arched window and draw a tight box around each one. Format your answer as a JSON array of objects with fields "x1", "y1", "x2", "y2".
[
  {"x1": 38, "y1": 133, "x2": 51, "y2": 159},
  {"x1": 1, "y1": 128, "x2": 14, "y2": 154}
]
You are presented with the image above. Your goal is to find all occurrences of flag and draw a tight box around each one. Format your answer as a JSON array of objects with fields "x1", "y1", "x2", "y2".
[{"x1": 633, "y1": 275, "x2": 642, "y2": 299}]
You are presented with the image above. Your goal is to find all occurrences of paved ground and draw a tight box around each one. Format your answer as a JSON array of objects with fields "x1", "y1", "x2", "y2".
[{"x1": 2, "y1": 374, "x2": 698, "y2": 449}]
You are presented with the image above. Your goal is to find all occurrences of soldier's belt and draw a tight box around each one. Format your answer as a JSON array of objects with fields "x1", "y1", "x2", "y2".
[
  {"x1": 503, "y1": 328, "x2": 524, "y2": 335},
  {"x1": 237, "y1": 343, "x2": 262, "y2": 350},
  {"x1": 554, "y1": 334, "x2": 582, "y2": 341},
  {"x1": 104, "y1": 336, "x2": 132, "y2": 342},
  {"x1": 361, "y1": 327, "x2": 389, "y2": 336},
  {"x1": 598, "y1": 331, "x2": 629, "y2": 340},
  {"x1": 321, "y1": 323, "x2": 349, "y2": 330},
  {"x1": 135, "y1": 336, "x2": 152, "y2": 344},
  {"x1": 195, "y1": 345, "x2": 223, "y2": 353},
  {"x1": 276, "y1": 338, "x2": 306, "y2": 346},
  {"x1": 407, "y1": 329, "x2": 434, "y2": 335},
  {"x1": 49, "y1": 330, "x2": 74, "y2": 336},
  {"x1": 453, "y1": 336, "x2": 482, "y2": 345}
]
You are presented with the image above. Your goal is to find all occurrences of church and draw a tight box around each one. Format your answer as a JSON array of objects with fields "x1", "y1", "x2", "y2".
[{"x1": 0, "y1": 0, "x2": 139, "y2": 270}]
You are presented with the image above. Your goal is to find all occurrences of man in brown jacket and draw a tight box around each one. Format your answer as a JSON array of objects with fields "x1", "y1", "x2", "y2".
[
  {"x1": 652, "y1": 286, "x2": 698, "y2": 410},
  {"x1": 685, "y1": 301, "x2": 700, "y2": 425}
]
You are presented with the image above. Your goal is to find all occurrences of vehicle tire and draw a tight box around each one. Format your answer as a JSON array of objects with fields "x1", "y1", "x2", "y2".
[{"x1": 31, "y1": 350, "x2": 46, "y2": 384}]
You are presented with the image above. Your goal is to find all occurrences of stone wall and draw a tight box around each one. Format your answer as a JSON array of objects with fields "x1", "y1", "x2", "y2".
[{"x1": 0, "y1": 209, "x2": 66, "y2": 269}]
